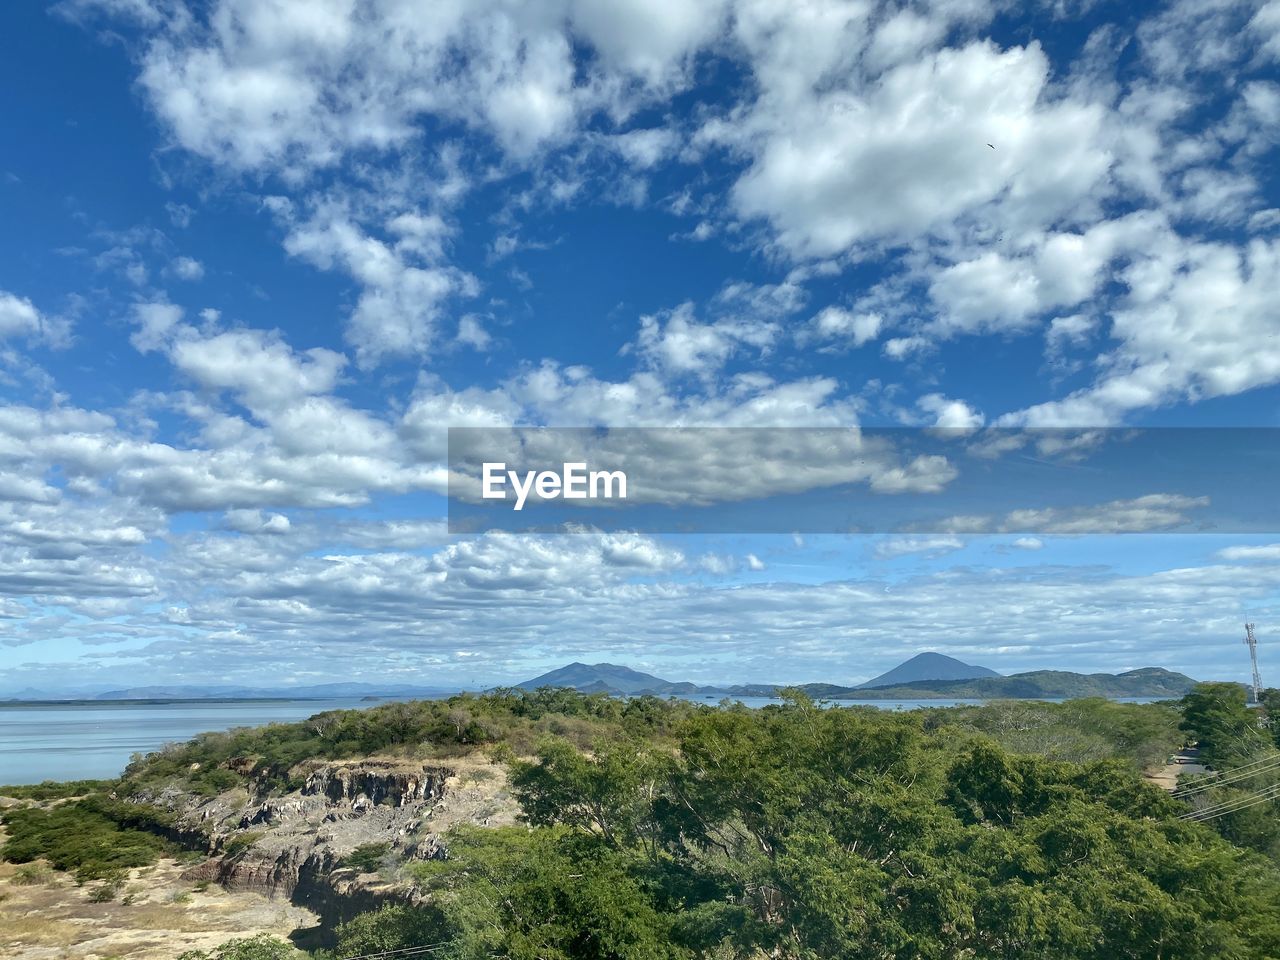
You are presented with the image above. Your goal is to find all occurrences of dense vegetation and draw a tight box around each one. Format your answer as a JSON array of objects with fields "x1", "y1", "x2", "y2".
[
  {"x1": 116, "y1": 688, "x2": 699, "y2": 795},
  {"x1": 0, "y1": 794, "x2": 178, "y2": 881},
  {"x1": 5, "y1": 685, "x2": 1280, "y2": 958},
  {"x1": 0, "y1": 778, "x2": 114, "y2": 800},
  {"x1": 1174, "y1": 682, "x2": 1280, "y2": 859},
  {"x1": 930, "y1": 697, "x2": 1181, "y2": 769},
  {"x1": 373, "y1": 694, "x2": 1279, "y2": 960}
]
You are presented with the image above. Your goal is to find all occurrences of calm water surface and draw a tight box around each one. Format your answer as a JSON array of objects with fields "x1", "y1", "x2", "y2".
[
  {"x1": 0, "y1": 698, "x2": 386, "y2": 785},
  {"x1": 0, "y1": 695, "x2": 1160, "y2": 785}
]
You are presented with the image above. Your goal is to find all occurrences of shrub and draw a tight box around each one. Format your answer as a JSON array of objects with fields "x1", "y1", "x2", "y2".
[
  {"x1": 342, "y1": 842, "x2": 392, "y2": 873},
  {"x1": 0, "y1": 780, "x2": 115, "y2": 800},
  {"x1": 177, "y1": 933, "x2": 300, "y2": 960},
  {"x1": 1, "y1": 796, "x2": 176, "y2": 880},
  {"x1": 334, "y1": 904, "x2": 448, "y2": 958},
  {"x1": 222, "y1": 831, "x2": 263, "y2": 858},
  {"x1": 12, "y1": 862, "x2": 54, "y2": 885}
]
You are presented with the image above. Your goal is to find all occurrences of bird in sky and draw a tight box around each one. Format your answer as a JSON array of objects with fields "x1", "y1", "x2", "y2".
[{"x1": 987, "y1": 143, "x2": 995, "y2": 149}]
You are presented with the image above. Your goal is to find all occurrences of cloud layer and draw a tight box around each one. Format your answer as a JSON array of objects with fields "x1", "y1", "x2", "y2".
[{"x1": 2, "y1": 0, "x2": 1278, "y2": 689}]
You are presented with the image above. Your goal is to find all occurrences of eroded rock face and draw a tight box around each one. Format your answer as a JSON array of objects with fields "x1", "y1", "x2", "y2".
[
  {"x1": 131, "y1": 757, "x2": 517, "y2": 925},
  {"x1": 303, "y1": 763, "x2": 451, "y2": 808}
]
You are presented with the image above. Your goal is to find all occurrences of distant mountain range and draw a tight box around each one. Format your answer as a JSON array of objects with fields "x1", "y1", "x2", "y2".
[
  {"x1": 0, "y1": 682, "x2": 462, "y2": 703},
  {"x1": 514, "y1": 656, "x2": 1199, "y2": 700},
  {"x1": 841, "y1": 667, "x2": 1198, "y2": 700},
  {"x1": 1, "y1": 654, "x2": 1200, "y2": 703}
]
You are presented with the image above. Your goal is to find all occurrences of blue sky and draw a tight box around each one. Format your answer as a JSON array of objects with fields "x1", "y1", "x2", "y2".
[{"x1": 1, "y1": 0, "x2": 1280, "y2": 694}]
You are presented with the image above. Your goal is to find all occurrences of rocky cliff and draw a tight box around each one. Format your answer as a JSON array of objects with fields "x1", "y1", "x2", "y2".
[{"x1": 125, "y1": 756, "x2": 519, "y2": 935}]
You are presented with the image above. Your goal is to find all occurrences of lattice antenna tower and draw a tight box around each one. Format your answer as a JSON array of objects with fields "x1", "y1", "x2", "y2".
[{"x1": 1244, "y1": 621, "x2": 1262, "y2": 704}]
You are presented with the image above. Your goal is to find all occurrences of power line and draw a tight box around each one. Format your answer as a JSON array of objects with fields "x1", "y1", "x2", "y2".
[
  {"x1": 339, "y1": 942, "x2": 454, "y2": 960},
  {"x1": 1177, "y1": 788, "x2": 1280, "y2": 829},
  {"x1": 1181, "y1": 782, "x2": 1280, "y2": 822},
  {"x1": 1182, "y1": 783, "x2": 1280, "y2": 820},
  {"x1": 1172, "y1": 762, "x2": 1280, "y2": 798},
  {"x1": 1172, "y1": 754, "x2": 1280, "y2": 797},
  {"x1": 1183, "y1": 787, "x2": 1280, "y2": 823}
]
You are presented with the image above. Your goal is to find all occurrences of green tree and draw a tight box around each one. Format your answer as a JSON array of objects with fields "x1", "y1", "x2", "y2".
[
  {"x1": 177, "y1": 934, "x2": 299, "y2": 960},
  {"x1": 1180, "y1": 682, "x2": 1269, "y2": 767},
  {"x1": 409, "y1": 827, "x2": 689, "y2": 960},
  {"x1": 334, "y1": 904, "x2": 447, "y2": 958}
]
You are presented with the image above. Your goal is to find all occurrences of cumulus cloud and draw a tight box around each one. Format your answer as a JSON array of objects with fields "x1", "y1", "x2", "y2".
[
  {"x1": 917, "y1": 394, "x2": 983, "y2": 431},
  {"x1": 634, "y1": 301, "x2": 779, "y2": 377},
  {"x1": 223, "y1": 509, "x2": 291, "y2": 535},
  {"x1": 274, "y1": 199, "x2": 479, "y2": 366},
  {"x1": 170, "y1": 255, "x2": 205, "y2": 280},
  {"x1": 1002, "y1": 234, "x2": 1280, "y2": 426},
  {"x1": 0, "y1": 291, "x2": 72, "y2": 348},
  {"x1": 726, "y1": 41, "x2": 1110, "y2": 257},
  {"x1": 113, "y1": 0, "x2": 719, "y2": 177},
  {"x1": 804, "y1": 306, "x2": 883, "y2": 348}
]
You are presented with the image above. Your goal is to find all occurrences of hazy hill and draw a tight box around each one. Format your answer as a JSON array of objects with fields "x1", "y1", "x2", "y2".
[
  {"x1": 857, "y1": 652, "x2": 999, "y2": 689},
  {"x1": 513, "y1": 659, "x2": 1197, "y2": 700},
  {"x1": 837, "y1": 667, "x2": 1198, "y2": 700},
  {"x1": 515, "y1": 662, "x2": 699, "y2": 696}
]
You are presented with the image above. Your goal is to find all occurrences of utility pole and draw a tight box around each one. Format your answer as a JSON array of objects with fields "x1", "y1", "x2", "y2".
[{"x1": 1244, "y1": 621, "x2": 1262, "y2": 704}]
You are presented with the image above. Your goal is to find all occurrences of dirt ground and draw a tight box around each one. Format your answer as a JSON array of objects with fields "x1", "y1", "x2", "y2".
[
  {"x1": 1144, "y1": 748, "x2": 1208, "y2": 791},
  {"x1": 0, "y1": 827, "x2": 316, "y2": 960}
]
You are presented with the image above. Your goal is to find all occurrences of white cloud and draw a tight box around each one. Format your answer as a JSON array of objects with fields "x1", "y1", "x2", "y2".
[
  {"x1": 0, "y1": 291, "x2": 72, "y2": 348},
  {"x1": 805, "y1": 306, "x2": 883, "y2": 347},
  {"x1": 1003, "y1": 235, "x2": 1280, "y2": 426},
  {"x1": 1218, "y1": 543, "x2": 1280, "y2": 561},
  {"x1": 171, "y1": 255, "x2": 205, "y2": 280},
  {"x1": 1012, "y1": 536, "x2": 1044, "y2": 550},
  {"x1": 127, "y1": 0, "x2": 718, "y2": 176},
  {"x1": 883, "y1": 335, "x2": 930, "y2": 360},
  {"x1": 726, "y1": 41, "x2": 1110, "y2": 258},
  {"x1": 169, "y1": 329, "x2": 348, "y2": 413},
  {"x1": 456, "y1": 315, "x2": 492, "y2": 351},
  {"x1": 608, "y1": 127, "x2": 680, "y2": 168},
  {"x1": 1254, "y1": 1, "x2": 1280, "y2": 61},
  {"x1": 634, "y1": 301, "x2": 778, "y2": 377},
  {"x1": 875, "y1": 535, "x2": 964, "y2": 558},
  {"x1": 223, "y1": 509, "x2": 292, "y2": 535},
  {"x1": 1046, "y1": 314, "x2": 1096, "y2": 356},
  {"x1": 130, "y1": 300, "x2": 184, "y2": 352},
  {"x1": 917, "y1": 393, "x2": 984, "y2": 431},
  {"x1": 938, "y1": 493, "x2": 1211, "y2": 534},
  {"x1": 276, "y1": 200, "x2": 478, "y2": 366}
]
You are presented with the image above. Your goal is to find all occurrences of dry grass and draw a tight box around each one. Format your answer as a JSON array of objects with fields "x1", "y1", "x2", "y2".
[{"x1": 0, "y1": 841, "x2": 317, "y2": 960}]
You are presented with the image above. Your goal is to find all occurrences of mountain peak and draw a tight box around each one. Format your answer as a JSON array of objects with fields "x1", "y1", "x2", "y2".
[
  {"x1": 516, "y1": 662, "x2": 680, "y2": 695},
  {"x1": 856, "y1": 652, "x2": 999, "y2": 690}
]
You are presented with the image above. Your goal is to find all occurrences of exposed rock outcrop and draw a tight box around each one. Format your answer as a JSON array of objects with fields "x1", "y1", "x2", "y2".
[
  {"x1": 126, "y1": 756, "x2": 518, "y2": 942},
  {"x1": 304, "y1": 762, "x2": 450, "y2": 807}
]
